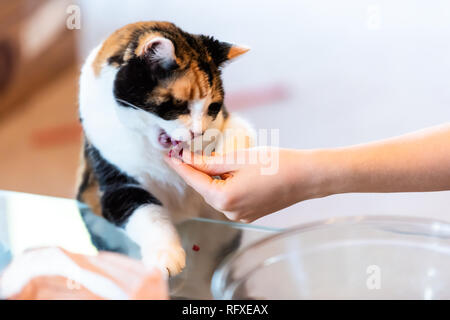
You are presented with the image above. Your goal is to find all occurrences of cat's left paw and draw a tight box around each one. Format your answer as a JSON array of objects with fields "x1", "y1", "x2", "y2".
[{"x1": 141, "y1": 242, "x2": 186, "y2": 277}]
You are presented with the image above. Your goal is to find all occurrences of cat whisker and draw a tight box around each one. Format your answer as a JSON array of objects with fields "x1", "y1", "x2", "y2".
[{"x1": 115, "y1": 98, "x2": 140, "y2": 110}]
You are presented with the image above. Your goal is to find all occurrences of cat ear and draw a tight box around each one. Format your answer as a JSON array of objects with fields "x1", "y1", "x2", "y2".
[
  {"x1": 140, "y1": 37, "x2": 177, "y2": 70},
  {"x1": 227, "y1": 45, "x2": 250, "y2": 60},
  {"x1": 200, "y1": 36, "x2": 250, "y2": 66}
]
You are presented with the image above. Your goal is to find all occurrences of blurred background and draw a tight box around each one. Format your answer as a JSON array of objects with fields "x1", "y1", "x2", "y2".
[{"x1": 0, "y1": 0, "x2": 449, "y2": 228}]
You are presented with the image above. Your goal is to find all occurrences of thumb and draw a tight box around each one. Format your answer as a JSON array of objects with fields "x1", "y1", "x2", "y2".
[{"x1": 180, "y1": 151, "x2": 242, "y2": 176}]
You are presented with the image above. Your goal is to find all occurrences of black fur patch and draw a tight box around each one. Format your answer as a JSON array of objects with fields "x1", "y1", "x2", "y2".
[
  {"x1": 207, "y1": 102, "x2": 222, "y2": 119},
  {"x1": 101, "y1": 185, "x2": 162, "y2": 225},
  {"x1": 199, "y1": 35, "x2": 231, "y2": 67},
  {"x1": 85, "y1": 143, "x2": 162, "y2": 226},
  {"x1": 113, "y1": 57, "x2": 190, "y2": 120},
  {"x1": 196, "y1": 58, "x2": 214, "y2": 86}
]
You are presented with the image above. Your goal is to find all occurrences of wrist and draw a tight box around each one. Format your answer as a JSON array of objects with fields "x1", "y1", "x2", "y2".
[{"x1": 291, "y1": 148, "x2": 352, "y2": 201}]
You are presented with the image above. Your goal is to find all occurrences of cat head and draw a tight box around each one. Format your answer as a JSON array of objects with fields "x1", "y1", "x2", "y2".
[{"x1": 91, "y1": 21, "x2": 248, "y2": 149}]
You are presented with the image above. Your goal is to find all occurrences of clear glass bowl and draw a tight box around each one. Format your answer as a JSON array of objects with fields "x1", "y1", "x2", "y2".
[{"x1": 211, "y1": 216, "x2": 450, "y2": 299}]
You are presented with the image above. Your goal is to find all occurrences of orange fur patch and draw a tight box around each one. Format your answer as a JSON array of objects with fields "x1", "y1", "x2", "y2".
[{"x1": 92, "y1": 22, "x2": 179, "y2": 76}]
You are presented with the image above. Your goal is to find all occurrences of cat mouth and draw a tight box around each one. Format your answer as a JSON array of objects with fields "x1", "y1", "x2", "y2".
[
  {"x1": 158, "y1": 129, "x2": 181, "y2": 148},
  {"x1": 158, "y1": 129, "x2": 205, "y2": 156}
]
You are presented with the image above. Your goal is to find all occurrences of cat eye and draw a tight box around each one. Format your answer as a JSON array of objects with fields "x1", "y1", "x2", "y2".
[{"x1": 207, "y1": 102, "x2": 222, "y2": 116}]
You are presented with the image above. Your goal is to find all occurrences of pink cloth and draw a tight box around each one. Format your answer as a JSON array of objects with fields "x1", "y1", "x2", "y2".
[{"x1": 0, "y1": 247, "x2": 168, "y2": 300}]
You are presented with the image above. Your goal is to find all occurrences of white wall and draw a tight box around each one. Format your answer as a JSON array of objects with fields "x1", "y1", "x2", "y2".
[{"x1": 78, "y1": 0, "x2": 450, "y2": 228}]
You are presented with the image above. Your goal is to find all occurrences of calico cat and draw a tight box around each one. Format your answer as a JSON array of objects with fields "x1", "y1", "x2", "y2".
[{"x1": 77, "y1": 21, "x2": 255, "y2": 276}]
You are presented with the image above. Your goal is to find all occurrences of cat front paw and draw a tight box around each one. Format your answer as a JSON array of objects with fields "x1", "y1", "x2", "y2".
[{"x1": 141, "y1": 242, "x2": 186, "y2": 277}]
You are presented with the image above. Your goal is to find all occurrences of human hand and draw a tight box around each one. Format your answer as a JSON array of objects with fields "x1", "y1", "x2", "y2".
[{"x1": 165, "y1": 147, "x2": 330, "y2": 222}]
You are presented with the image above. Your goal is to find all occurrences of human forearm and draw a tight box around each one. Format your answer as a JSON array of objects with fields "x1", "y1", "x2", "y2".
[{"x1": 311, "y1": 123, "x2": 450, "y2": 197}]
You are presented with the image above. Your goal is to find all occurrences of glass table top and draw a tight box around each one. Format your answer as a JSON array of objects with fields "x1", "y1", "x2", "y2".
[{"x1": 0, "y1": 190, "x2": 282, "y2": 299}]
